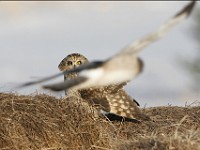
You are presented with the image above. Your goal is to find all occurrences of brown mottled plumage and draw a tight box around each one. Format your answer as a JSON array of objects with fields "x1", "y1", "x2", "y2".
[{"x1": 58, "y1": 53, "x2": 148, "y2": 121}]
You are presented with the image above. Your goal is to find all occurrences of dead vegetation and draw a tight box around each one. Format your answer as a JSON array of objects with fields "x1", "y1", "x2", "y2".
[{"x1": 0, "y1": 92, "x2": 200, "y2": 150}]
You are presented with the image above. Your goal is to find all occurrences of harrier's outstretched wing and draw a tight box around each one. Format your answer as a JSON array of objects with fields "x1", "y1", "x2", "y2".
[
  {"x1": 117, "y1": 1, "x2": 196, "y2": 56},
  {"x1": 17, "y1": 1, "x2": 196, "y2": 91},
  {"x1": 42, "y1": 1, "x2": 196, "y2": 92}
]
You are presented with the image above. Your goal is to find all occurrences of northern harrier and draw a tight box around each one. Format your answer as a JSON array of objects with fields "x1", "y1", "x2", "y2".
[{"x1": 19, "y1": 1, "x2": 196, "y2": 99}]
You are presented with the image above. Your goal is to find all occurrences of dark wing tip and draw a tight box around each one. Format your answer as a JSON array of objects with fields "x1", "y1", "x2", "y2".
[
  {"x1": 175, "y1": 1, "x2": 196, "y2": 18},
  {"x1": 133, "y1": 99, "x2": 140, "y2": 106},
  {"x1": 105, "y1": 113, "x2": 141, "y2": 123},
  {"x1": 43, "y1": 76, "x2": 88, "y2": 91},
  {"x1": 138, "y1": 57, "x2": 144, "y2": 74},
  {"x1": 16, "y1": 72, "x2": 64, "y2": 90},
  {"x1": 42, "y1": 84, "x2": 61, "y2": 91},
  {"x1": 15, "y1": 81, "x2": 42, "y2": 90},
  {"x1": 42, "y1": 82, "x2": 66, "y2": 91}
]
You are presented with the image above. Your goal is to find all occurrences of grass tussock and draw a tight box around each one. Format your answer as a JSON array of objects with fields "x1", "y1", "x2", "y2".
[{"x1": 0, "y1": 92, "x2": 200, "y2": 150}]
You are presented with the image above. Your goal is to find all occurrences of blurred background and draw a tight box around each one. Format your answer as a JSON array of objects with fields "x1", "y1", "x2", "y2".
[{"x1": 0, "y1": 1, "x2": 199, "y2": 107}]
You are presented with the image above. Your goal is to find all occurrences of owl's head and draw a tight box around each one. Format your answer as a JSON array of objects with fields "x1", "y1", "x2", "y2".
[{"x1": 58, "y1": 53, "x2": 89, "y2": 71}]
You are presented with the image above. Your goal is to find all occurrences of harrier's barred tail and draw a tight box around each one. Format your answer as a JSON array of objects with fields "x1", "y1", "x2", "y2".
[{"x1": 120, "y1": 1, "x2": 196, "y2": 54}]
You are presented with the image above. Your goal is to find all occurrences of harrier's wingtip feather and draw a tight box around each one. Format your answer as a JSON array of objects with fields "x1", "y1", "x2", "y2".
[{"x1": 174, "y1": 1, "x2": 196, "y2": 18}]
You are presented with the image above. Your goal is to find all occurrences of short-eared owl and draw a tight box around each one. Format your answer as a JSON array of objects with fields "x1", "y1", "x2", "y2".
[{"x1": 58, "y1": 53, "x2": 146, "y2": 121}]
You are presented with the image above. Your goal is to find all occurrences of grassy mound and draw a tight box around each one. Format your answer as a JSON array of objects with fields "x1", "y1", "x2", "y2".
[{"x1": 0, "y1": 93, "x2": 199, "y2": 150}]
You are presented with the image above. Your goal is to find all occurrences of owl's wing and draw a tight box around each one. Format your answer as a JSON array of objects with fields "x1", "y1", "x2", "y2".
[
  {"x1": 104, "y1": 89, "x2": 149, "y2": 121},
  {"x1": 115, "y1": 1, "x2": 196, "y2": 56},
  {"x1": 103, "y1": 83, "x2": 141, "y2": 106},
  {"x1": 82, "y1": 88, "x2": 143, "y2": 120},
  {"x1": 106, "y1": 82, "x2": 128, "y2": 93}
]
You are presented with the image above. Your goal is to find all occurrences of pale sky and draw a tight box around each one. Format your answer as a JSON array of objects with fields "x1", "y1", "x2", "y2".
[{"x1": 0, "y1": 1, "x2": 199, "y2": 107}]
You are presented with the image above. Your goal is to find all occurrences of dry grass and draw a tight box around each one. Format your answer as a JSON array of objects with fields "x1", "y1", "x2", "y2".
[{"x1": 0, "y1": 92, "x2": 200, "y2": 150}]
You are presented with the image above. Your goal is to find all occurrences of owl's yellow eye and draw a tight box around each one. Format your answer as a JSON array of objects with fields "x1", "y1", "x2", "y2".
[
  {"x1": 67, "y1": 61, "x2": 73, "y2": 65},
  {"x1": 76, "y1": 61, "x2": 82, "y2": 65}
]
